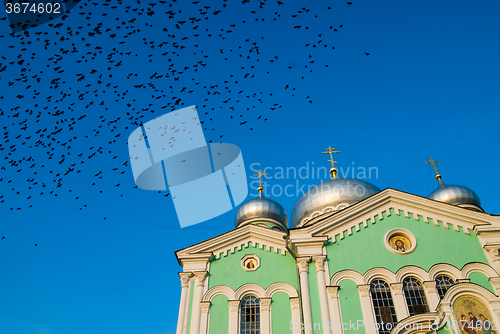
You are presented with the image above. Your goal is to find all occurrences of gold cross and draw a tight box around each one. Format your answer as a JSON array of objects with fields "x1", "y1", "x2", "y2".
[
  {"x1": 253, "y1": 169, "x2": 268, "y2": 193},
  {"x1": 322, "y1": 146, "x2": 340, "y2": 179},
  {"x1": 425, "y1": 157, "x2": 442, "y2": 180}
]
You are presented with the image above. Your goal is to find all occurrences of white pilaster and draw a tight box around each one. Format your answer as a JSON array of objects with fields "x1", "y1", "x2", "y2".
[
  {"x1": 228, "y1": 300, "x2": 240, "y2": 333},
  {"x1": 357, "y1": 284, "x2": 377, "y2": 334},
  {"x1": 190, "y1": 271, "x2": 208, "y2": 334},
  {"x1": 199, "y1": 301, "x2": 211, "y2": 334},
  {"x1": 313, "y1": 256, "x2": 332, "y2": 334},
  {"x1": 489, "y1": 277, "x2": 500, "y2": 296},
  {"x1": 177, "y1": 272, "x2": 193, "y2": 334},
  {"x1": 260, "y1": 297, "x2": 272, "y2": 334},
  {"x1": 485, "y1": 246, "x2": 500, "y2": 276},
  {"x1": 423, "y1": 281, "x2": 440, "y2": 312},
  {"x1": 290, "y1": 297, "x2": 302, "y2": 334},
  {"x1": 390, "y1": 283, "x2": 409, "y2": 320},
  {"x1": 326, "y1": 286, "x2": 342, "y2": 334},
  {"x1": 297, "y1": 257, "x2": 313, "y2": 334}
]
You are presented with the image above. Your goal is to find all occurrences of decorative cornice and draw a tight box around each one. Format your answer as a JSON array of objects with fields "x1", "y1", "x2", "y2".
[
  {"x1": 260, "y1": 297, "x2": 272, "y2": 311},
  {"x1": 229, "y1": 300, "x2": 240, "y2": 312},
  {"x1": 179, "y1": 272, "x2": 193, "y2": 287},
  {"x1": 297, "y1": 257, "x2": 310, "y2": 273},
  {"x1": 200, "y1": 301, "x2": 211, "y2": 314},
  {"x1": 423, "y1": 281, "x2": 437, "y2": 292},
  {"x1": 390, "y1": 283, "x2": 404, "y2": 295},
  {"x1": 358, "y1": 284, "x2": 371, "y2": 297},
  {"x1": 326, "y1": 286, "x2": 339, "y2": 298},
  {"x1": 176, "y1": 224, "x2": 288, "y2": 260},
  {"x1": 291, "y1": 189, "x2": 497, "y2": 243},
  {"x1": 290, "y1": 297, "x2": 300, "y2": 310}
]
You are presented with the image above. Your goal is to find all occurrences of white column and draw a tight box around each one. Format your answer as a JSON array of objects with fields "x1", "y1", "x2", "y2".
[
  {"x1": 423, "y1": 281, "x2": 440, "y2": 312},
  {"x1": 260, "y1": 297, "x2": 272, "y2": 334},
  {"x1": 199, "y1": 301, "x2": 211, "y2": 334},
  {"x1": 177, "y1": 272, "x2": 193, "y2": 334},
  {"x1": 357, "y1": 284, "x2": 377, "y2": 334},
  {"x1": 326, "y1": 286, "x2": 342, "y2": 334},
  {"x1": 390, "y1": 283, "x2": 409, "y2": 320},
  {"x1": 190, "y1": 271, "x2": 208, "y2": 334},
  {"x1": 297, "y1": 257, "x2": 313, "y2": 334},
  {"x1": 228, "y1": 300, "x2": 240, "y2": 333},
  {"x1": 290, "y1": 297, "x2": 302, "y2": 334},
  {"x1": 313, "y1": 256, "x2": 332, "y2": 334}
]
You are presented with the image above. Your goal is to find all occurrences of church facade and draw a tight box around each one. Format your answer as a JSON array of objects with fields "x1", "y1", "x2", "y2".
[{"x1": 175, "y1": 155, "x2": 500, "y2": 334}]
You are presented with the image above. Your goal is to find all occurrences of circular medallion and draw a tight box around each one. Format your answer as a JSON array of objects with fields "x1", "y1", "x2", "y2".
[{"x1": 384, "y1": 229, "x2": 417, "y2": 254}]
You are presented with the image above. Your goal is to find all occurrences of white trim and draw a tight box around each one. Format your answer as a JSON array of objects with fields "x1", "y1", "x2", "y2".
[
  {"x1": 265, "y1": 282, "x2": 299, "y2": 298},
  {"x1": 234, "y1": 283, "x2": 266, "y2": 300},
  {"x1": 462, "y1": 262, "x2": 499, "y2": 279},
  {"x1": 427, "y1": 263, "x2": 462, "y2": 281},
  {"x1": 363, "y1": 267, "x2": 397, "y2": 284},
  {"x1": 395, "y1": 266, "x2": 429, "y2": 283},
  {"x1": 202, "y1": 285, "x2": 235, "y2": 302},
  {"x1": 331, "y1": 269, "x2": 364, "y2": 286}
]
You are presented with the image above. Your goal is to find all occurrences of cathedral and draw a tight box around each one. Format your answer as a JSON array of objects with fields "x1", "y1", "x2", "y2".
[{"x1": 175, "y1": 150, "x2": 500, "y2": 334}]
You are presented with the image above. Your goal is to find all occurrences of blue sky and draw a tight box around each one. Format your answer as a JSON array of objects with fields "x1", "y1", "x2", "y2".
[{"x1": 0, "y1": 0, "x2": 499, "y2": 333}]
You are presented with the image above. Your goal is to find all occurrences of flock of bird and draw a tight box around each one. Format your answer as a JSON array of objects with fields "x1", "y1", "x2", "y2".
[{"x1": 0, "y1": 0, "x2": 369, "y2": 235}]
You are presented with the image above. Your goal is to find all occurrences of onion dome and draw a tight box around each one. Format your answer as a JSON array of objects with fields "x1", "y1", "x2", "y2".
[
  {"x1": 234, "y1": 170, "x2": 288, "y2": 231},
  {"x1": 425, "y1": 157, "x2": 483, "y2": 212},
  {"x1": 291, "y1": 178, "x2": 381, "y2": 228},
  {"x1": 425, "y1": 158, "x2": 484, "y2": 212},
  {"x1": 290, "y1": 146, "x2": 381, "y2": 228}
]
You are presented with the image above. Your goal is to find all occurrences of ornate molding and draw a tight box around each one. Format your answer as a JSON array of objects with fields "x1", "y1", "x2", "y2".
[
  {"x1": 489, "y1": 277, "x2": 500, "y2": 285},
  {"x1": 423, "y1": 281, "x2": 437, "y2": 292},
  {"x1": 260, "y1": 297, "x2": 272, "y2": 311},
  {"x1": 194, "y1": 271, "x2": 208, "y2": 287},
  {"x1": 297, "y1": 257, "x2": 310, "y2": 274},
  {"x1": 358, "y1": 284, "x2": 371, "y2": 297},
  {"x1": 229, "y1": 300, "x2": 240, "y2": 312},
  {"x1": 200, "y1": 301, "x2": 211, "y2": 314},
  {"x1": 390, "y1": 283, "x2": 404, "y2": 295},
  {"x1": 290, "y1": 297, "x2": 300, "y2": 310},
  {"x1": 326, "y1": 286, "x2": 339, "y2": 298},
  {"x1": 312, "y1": 256, "x2": 326, "y2": 272},
  {"x1": 179, "y1": 272, "x2": 193, "y2": 288}
]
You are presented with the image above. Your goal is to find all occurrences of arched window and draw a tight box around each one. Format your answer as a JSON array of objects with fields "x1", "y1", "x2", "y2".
[
  {"x1": 435, "y1": 275, "x2": 455, "y2": 299},
  {"x1": 370, "y1": 279, "x2": 397, "y2": 334},
  {"x1": 403, "y1": 277, "x2": 429, "y2": 315},
  {"x1": 240, "y1": 295, "x2": 260, "y2": 334}
]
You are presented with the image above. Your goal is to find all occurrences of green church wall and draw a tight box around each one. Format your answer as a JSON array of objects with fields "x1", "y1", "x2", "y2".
[
  {"x1": 271, "y1": 291, "x2": 293, "y2": 334},
  {"x1": 208, "y1": 243, "x2": 298, "y2": 292},
  {"x1": 338, "y1": 279, "x2": 366, "y2": 334},
  {"x1": 326, "y1": 209, "x2": 488, "y2": 276},
  {"x1": 468, "y1": 272, "x2": 495, "y2": 294},
  {"x1": 308, "y1": 262, "x2": 323, "y2": 333},
  {"x1": 187, "y1": 279, "x2": 194, "y2": 334},
  {"x1": 208, "y1": 294, "x2": 229, "y2": 334}
]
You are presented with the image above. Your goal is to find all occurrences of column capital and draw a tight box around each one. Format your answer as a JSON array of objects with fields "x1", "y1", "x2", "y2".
[
  {"x1": 290, "y1": 297, "x2": 301, "y2": 310},
  {"x1": 200, "y1": 301, "x2": 211, "y2": 314},
  {"x1": 390, "y1": 282, "x2": 404, "y2": 295},
  {"x1": 423, "y1": 280, "x2": 437, "y2": 291},
  {"x1": 229, "y1": 300, "x2": 240, "y2": 312},
  {"x1": 179, "y1": 272, "x2": 193, "y2": 287},
  {"x1": 456, "y1": 278, "x2": 470, "y2": 284},
  {"x1": 484, "y1": 245, "x2": 500, "y2": 257},
  {"x1": 326, "y1": 286, "x2": 339, "y2": 298},
  {"x1": 358, "y1": 284, "x2": 371, "y2": 297},
  {"x1": 260, "y1": 297, "x2": 272, "y2": 311},
  {"x1": 297, "y1": 257, "x2": 311, "y2": 273},
  {"x1": 312, "y1": 256, "x2": 327, "y2": 272},
  {"x1": 489, "y1": 277, "x2": 500, "y2": 284},
  {"x1": 193, "y1": 271, "x2": 208, "y2": 287}
]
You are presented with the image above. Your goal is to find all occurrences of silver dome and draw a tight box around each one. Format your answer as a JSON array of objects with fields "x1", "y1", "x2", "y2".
[
  {"x1": 235, "y1": 194, "x2": 288, "y2": 229},
  {"x1": 428, "y1": 180, "x2": 483, "y2": 212},
  {"x1": 290, "y1": 178, "x2": 381, "y2": 228}
]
